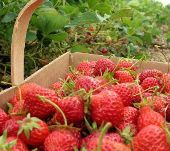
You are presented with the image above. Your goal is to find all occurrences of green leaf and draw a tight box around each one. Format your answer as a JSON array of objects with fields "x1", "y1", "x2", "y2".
[
  {"x1": 87, "y1": 0, "x2": 98, "y2": 9},
  {"x1": 166, "y1": 32, "x2": 170, "y2": 42},
  {"x1": 59, "y1": 5, "x2": 79, "y2": 17},
  {"x1": 26, "y1": 31, "x2": 37, "y2": 42},
  {"x1": 112, "y1": 8, "x2": 133, "y2": 19},
  {"x1": 47, "y1": 32, "x2": 68, "y2": 42},
  {"x1": 68, "y1": 12, "x2": 100, "y2": 27},
  {"x1": 142, "y1": 32, "x2": 153, "y2": 44},
  {"x1": 95, "y1": 3, "x2": 112, "y2": 14},
  {"x1": 71, "y1": 45, "x2": 90, "y2": 53},
  {"x1": 128, "y1": 36, "x2": 143, "y2": 45},
  {"x1": 1, "y1": 12, "x2": 17, "y2": 23}
]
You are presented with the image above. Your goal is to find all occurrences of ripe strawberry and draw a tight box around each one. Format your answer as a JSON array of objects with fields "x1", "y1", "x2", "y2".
[
  {"x1": 165, "y1": 97, "x2": 170, "y2": 122},
  {"x1": 131, "y1": 84, "x2": 143, "y2": 103},
  {"x1": 160, "y1": 73, "x2": 170, "y2": 93},
  {"x1": 0, "y1": 135, "x2": 28, "y2": 151},
  {"x1": 44, "y1": 128, "x2": 80, "y2": 151},
  {"x1": 132, "y1": 125, "x2": 170, "y2": 151},
  {"x1": 82, "y1": 135, "x2": 130, "y2": 151},
  {"x1": 0, "y1": 108, "x2": 9, "y2": 135},
  {"x1": 76, "y1": 61, "x2": 96, "y2": 76},
  {"x1": 147, "y1": 96, "x2": 167, "y2": 116},
  {"x1": 137, "y1": 106, "x2": 165, "y2": 131},
  {"x1": 94, "y1": 58, "x2": 116, "y2": 76},
  {"x1": 114, "y1": 70, "x2": 134, "y2": 83},
  {"x1": 16, "y1": 83, "x2": 41, "y2": 100},
  {"x1": 117, "y1": 60, "x2": 137, "y2": 71},
  {"x1": 49, "y1": 96, "x2": 84, "y2": 125},
  {"x1": 141, "y1": 77, "x2": 160, "y2": 92},
  {"x1": 101, "y1": 48, "x2": 108, "y2": 54},
  {"x1": 24, "y1": 86, "x2": 59, "y2": 119},
  {"x1": 90, "y1": 90, "x2": 124, "y2": 126},
  {"x1": 18, "y1": 115, "x2": 49, "y2": 146},
  {"x1": 50, "y1": 81, "x2": 65, "y2": 98},
  {"x1": 139, "y1": 69, "x2": 162, "y2": 83},
  {"x1": 3, "y1": 118, "x2": 20, "y2": 136},
  {"x1": 112, "y1": 83, "x2": 133, "y2": 106},
  {"x1": 75, "y1": 76, "x2": 100, "y2": 92},
  {"x1": 9, "y1": 95, "x2": 18, "y2": 106}
]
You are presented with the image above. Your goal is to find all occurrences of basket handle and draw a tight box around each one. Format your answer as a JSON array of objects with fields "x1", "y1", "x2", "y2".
[{"x1": 11, "y1": 0, "x2": 44, "y2": 85}]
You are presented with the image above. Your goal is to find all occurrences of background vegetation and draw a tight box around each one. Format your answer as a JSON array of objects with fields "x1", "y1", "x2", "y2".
[{"x1": 0, "y1": 0, "x2": 170, "y2": 90}]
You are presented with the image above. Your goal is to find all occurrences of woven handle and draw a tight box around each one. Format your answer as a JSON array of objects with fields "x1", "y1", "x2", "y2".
[{"x1": 11, "y1": 0, "x2": 44, "y2": 85}]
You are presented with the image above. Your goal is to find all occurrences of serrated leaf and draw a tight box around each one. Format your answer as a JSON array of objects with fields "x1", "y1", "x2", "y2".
[
  {"x1": 68, "y1": 12, "x2": 100, "y2": 27},
  {"x1": 47, "y1": 32, "x2": 68, "y2": 42},
  {"x1": 71, "y1": 45, "x2": 90, "y2": 53},
  {"x1": 1, "y1": 12, "x2": 17, "y2": 23}
]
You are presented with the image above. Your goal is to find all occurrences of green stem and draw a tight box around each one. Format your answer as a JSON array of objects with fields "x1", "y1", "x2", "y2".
[
  {"x1": 96, "y1": 122, "x2": 112, "y2": 151},
  {"x1": 37, "y1": 95, "x2": 67, "y2": 126}
]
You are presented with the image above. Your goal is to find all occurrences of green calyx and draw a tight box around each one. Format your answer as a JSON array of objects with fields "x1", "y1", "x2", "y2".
[
  {"x1": 17, "y1": 114, "x2": 40, "y2": 139},
  {"x1": 0, "y1": 130, "x2": 17, "y2": 151},
  {"x1": 119, "y1": 125, "x2": 134, "y2": 144}
]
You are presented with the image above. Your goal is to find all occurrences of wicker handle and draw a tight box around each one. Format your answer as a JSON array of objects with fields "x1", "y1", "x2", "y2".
[{"x1": 11, "y1": 0, "x2": 44, "y2": 85}]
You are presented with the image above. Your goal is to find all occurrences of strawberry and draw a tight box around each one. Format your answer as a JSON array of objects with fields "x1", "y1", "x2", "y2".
[
  {"x1": 160, "y1": 73, "x2": 170, "y2": 93},
  {"x1": 139, "y1": 69, "x2": 163, "y2": 83},
  {"x1": 137, "y1": 106, "x2": 165, "y2": 131},
  {"x1": 75, "y1": 76, "x2": 100, "y2": 93},
  {"x1": 44, "y1": 128, "x2": 80, "y2": 151},
  {"x1": 131, "y1": 84, "x2": 143, "y2": 103},
  {"x1": 94, "y1": 58, "x2": 116, "y2": 76},
  {"x1": 50, "y1": 81, "x2": 65, "y2": 98},
  {"x1": 165, "y1": 97, "x2": 170, "y2": 122},
  {"x1": 117, "y1": 60, "x2": 137, "y2": 71},
  {"x1": 82, "y1": 135, "x2": 130, "y2": 151},
  {"x1": 18, "y1": 115, "x2": 49, "y2": 146},
  {"x1": 16, "y1": 83, "x2": 41, "y2": 100},
  {"x1": 141, "y1": 77, "x2": 160, "y2": 92},
  {"x1": 24, "y1": 86, "x2": 59, "y2": 119},
  {"x1": 146, "y1": 96, "x2": 167, "y2": 116},
  {"x1": 49, "y1": 96, "x2": 84, "y2": 125},
  {"x1": 0, "y1": 133, "x2": 28, "y2": 151},
  {"x1": 0, "y1": 108, "x2": 9, "y2": 135},
  {"x1": 3, "y1": 118, "x2": 20, "y2": 136},
  {"x1": 112, "y1": 83, "x2": 133, "y2": 106},
  {"x1": 90, "y1": 90, "x2": 124, "y2": 126},
  {"x1": 76, "y1": 61, "x2": 96, "y2": 76},
  {"x1": 9, "y1": 95, "x2": 18, "y2": 106},
  {"x1": 114, "y1": 70, "x2": 134, "y2": 83},
  {"x1": 132, "y1": 125, "x2": 170, "y2": 151}
]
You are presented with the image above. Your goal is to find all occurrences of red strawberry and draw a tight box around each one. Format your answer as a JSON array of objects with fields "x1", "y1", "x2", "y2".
[
  {"x1": 3, "y1": 118, "x2": 20, "y2": 136},
  {"x1": 117, "y1": 60, "x2": 137, "y2": 71},
  {"x1": 75, "y1": 76, "x2": 100, "y2": 92},
  {"x1": 50, "y1": 81, "x2": 65, "y2": 97},
  {"x1": 76, "y1": 61, "x2": 96, "y2": 76},
  {"x1": 49, "y1": 96, "x2": 84, "y2": 125},
  {"x1": 0, "y1": 135, "x2": 28, "y2": 151},
  {"x1": 0, "y1": 108, "x2": 9, "y2": 135},
  {"x1": 90, "y1": 90, "x2": 124, "y2": 126},
  {"x1": 147, "y1": 96, "x2": 167, "y2": 116},
  {"x1": 132, "y1": 125, "x2": 170, "y2": 151},
  {"x1": 141, "y1": 77, "x2": 160, "y2": 92},
  {"x1": 24, "y1": 86, "x2": 59, "y2": 119},
  {"x1": 82, "y1": 135, "x2": 130, "y2": 151},
  {"x1": 112, "y1": 83, "x2": 133, "y2": 106},
  {"x1": 160, "y1": 73, "x2": 170, "y2": 93},
  {"x1": 94, "y1": 58, "x2": 116, "y2": 76},
  {"x1": 44, "y1": 129, "x2": 80, "y2": 151},
  {"x1": 137, "y1": 106, "x2": 165, "y2": 131},
  {"x1": 16, "y1": 83, "x2": 41, "y2": 100},
  {"x1": 18, "y1": 115, "x2": 49, "y2": 146},
  {"x1": 131, "y1": 84, "x2": 143, "y2": 103},
  {"x1": 165, "y1": 97, "x2": 170, "y2": 122},
  {"x1": 118, "y1": 107, "x2": 139, "y2": 126},
  {"x1": 114, "y1": 70, "x2": 134, "y2": 83},
  {"x1": 139, "y1": 69, "x2": 162, "y2": 83}
]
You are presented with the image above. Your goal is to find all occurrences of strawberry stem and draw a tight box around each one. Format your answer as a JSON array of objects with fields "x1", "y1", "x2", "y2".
[
  {"x1": 96, "y1": 122, "x2": 112, "y2": 151},
  {"x1": 37, "y1": 95, "x2": 68, "y2": 126}
]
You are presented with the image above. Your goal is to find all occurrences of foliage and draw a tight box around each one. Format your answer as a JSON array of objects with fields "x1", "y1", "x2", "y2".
[{"x1": 0, "y1": 0, "x2": 170, "y2": 90}]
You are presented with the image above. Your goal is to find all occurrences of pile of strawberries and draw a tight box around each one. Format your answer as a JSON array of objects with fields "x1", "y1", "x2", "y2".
[{"x1": 1, "y1": 58, "x2": 170, "y2": 151}]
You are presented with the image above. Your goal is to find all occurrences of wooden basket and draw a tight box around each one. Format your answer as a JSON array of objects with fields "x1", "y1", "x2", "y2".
[{"x1": 0, "y1": 0, "x2": 169, "y2": 109}]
